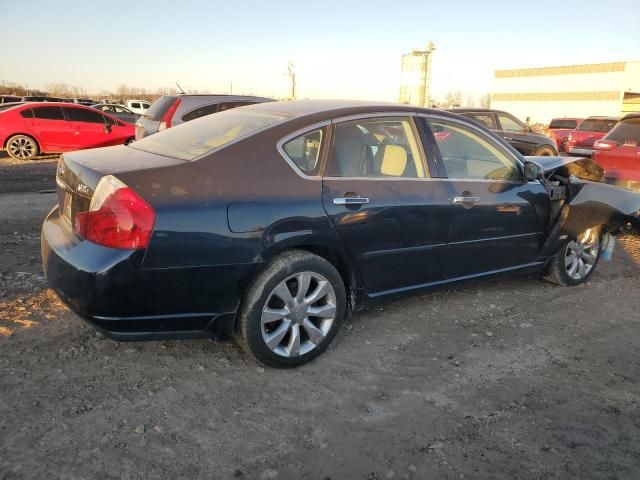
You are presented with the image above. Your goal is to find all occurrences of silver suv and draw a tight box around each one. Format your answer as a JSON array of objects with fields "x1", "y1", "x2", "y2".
[{"x1": 135, "y1": 94, "x2": 273, "y2": 140}]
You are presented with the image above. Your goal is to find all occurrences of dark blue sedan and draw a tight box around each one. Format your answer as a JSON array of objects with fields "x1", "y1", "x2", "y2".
[{"x1": 41, "y1": 100, "x2": 640, "y2": 367}]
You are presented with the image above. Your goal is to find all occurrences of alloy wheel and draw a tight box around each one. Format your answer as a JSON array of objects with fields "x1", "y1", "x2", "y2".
[
  {"x1": 8, "y1": 136, "x2": 36, "y2": 159},
  {"x1": 565, "y1": 228, "x2": 600, "y2": 280},
  {"x1": 261, "y1": 272, "x2": 337, "y2": 357}
]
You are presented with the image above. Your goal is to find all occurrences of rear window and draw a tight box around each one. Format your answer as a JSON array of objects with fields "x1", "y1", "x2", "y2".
[
  {"x1": 605, "y1": 118, "x2": 640, "y2": 145},
  {"x1": 130, "y1": 109, "x2": 288, "y2": 161},
  {"x1": 181, "y1": 103, "x2": 219, "y2": 122},
  {"x1": 144, "y1": 96, "x2": 178, "y2": 121},
  {"x1": 549, "y1": 119, "x2": 579, "y2": 129},
  {"x1": 577, "y1": 119, "x2": 617, "y2": 133}
]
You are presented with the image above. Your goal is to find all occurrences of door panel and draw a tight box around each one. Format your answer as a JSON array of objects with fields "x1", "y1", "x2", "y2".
[
  {"x1": 319, "y1": 115, "x2": 454, "y2": 294},
  {"x1": 322, "y1": 179, "x2": 452, "y2": 293},
  {"x1": 425, "y1": 116, "x2": 550, "y2": 278},
  {"x1": 445, "y1": 179, "x2": 549, "y2": 277},
  {"x1": 24, "y1": 106, "x2": 74, "y2": 151}
]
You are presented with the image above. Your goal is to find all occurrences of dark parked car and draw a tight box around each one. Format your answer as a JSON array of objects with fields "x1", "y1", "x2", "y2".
[
  {"x1": 0, "y1": 95, "x2": 21, "y2": 104},
  {"x1": 450, "y1": 108, "x2": 559, "y2": 156},
  {"x1": 21, "y1": 96, "x2": 66, "y2": 102},
  {"x1": 91, "y1": 103, "x2": 139, "y2": 124},
  {"x1": 0, "y1": 102, "x2": 24, "y2": 112},
  {"x1": 565, "y1": 116, "x2": 619, "y2": 157},
  {"x1": 593, "y1": 113, "x2": 640, "y2": 191},
  {"x1": 135, "y1": 94, "x2": 273, "y2": 140},
  {"x1": 42, "y1": 100, "x2": 640, "y2": 367}
]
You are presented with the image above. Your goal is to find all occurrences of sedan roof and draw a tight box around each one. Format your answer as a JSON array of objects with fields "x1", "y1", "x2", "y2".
[{"x1": 244, "y1": 99, "x2": 453, "y2": 122}]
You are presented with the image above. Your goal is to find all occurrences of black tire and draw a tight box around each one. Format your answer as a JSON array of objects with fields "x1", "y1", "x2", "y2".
[
  {"x1": 235, "y1": 250, "x2": 346, "y2": 368},
  {"x1": 533, "y1": 145, "x2": 557, "y2": 156},
  {"x1": 544, "y1": 227, "x2": 602, "y2": 286},
  {"x1": 6, "y1": 134, "x2": 39, "y2": 160},
  {"x1": 124, "y1": 137, "x2": 135, "y2": 145}
]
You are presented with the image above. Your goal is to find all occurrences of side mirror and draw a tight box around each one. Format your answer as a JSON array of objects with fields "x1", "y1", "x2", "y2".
[
  {"x1": 103, "y1": 123, "x2": 112, "y2": 134},
  {"x1": 524, "y1": 161, "x2": 544, "y2": 181},
  {"x1": 524, "y1": 125, "x2": 533, "y2": 133}
]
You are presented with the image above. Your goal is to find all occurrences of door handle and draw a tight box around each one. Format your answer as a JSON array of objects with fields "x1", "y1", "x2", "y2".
[
  {"x1": 451, "y1": 196, "x2": 480, "y2": 205},
  {"x1": 333, "y1": 197, "x2": 370, "y2": 205},
  {"x1": 503, "y1": 136, "x2": 513, "y2": 141}
]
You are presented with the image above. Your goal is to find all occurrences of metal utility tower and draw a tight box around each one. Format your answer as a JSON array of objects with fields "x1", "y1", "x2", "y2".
[
  {"x1": 399, "y1": 41, "x2": 436, "y2": 107},
  {"x1": 287, "y1": 61, "x2": 296, "y2": 100}
]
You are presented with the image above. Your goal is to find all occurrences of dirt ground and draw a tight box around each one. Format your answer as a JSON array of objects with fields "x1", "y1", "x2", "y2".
[{"x1": 1, "y1": 156, "x2": 639, "y2": 480}]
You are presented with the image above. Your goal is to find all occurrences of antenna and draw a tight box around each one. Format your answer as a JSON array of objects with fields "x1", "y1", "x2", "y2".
[{"x1": 176, "y1": 82, "x2": 186, "y2": 94}]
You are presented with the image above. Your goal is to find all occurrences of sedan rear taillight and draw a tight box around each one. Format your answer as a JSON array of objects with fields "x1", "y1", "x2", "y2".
[
  {"x1": 157, "y1": 98, "x2": 181, "y2": 131},
  {"x1": 593, "y1": 139, "x2": 618, "y2": 151},
  {"x1": 74, "y1": 175, "x2": 155, "y2": 249}
]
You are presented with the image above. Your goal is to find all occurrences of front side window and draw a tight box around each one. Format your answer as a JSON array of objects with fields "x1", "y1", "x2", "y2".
[
  {"x1": 66, "y1": 108, "x2": 106, "y2": 124},
  {"x1": 427, "y1": 118, "x2": 520, "y2": 181},
  {"x1": 328, "y1": 117, "x2": 426, "y2": 178},
  {"x1": 32, "y1": 106, "x2": 65, "y2": 121},
  {"x1": 282, "y1": 128, "x2": 323, "y2": 175},
  {"x1": 498, "y1": 114, "x2": 524, "y2": 132}
]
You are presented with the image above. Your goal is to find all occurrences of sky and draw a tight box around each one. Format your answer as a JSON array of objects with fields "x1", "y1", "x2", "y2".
[{"x1": 2, "y1": 0, "x2": 639, "y2": 101}]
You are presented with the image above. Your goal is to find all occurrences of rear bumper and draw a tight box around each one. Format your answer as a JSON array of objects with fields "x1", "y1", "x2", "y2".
[{"x1": 41, "y1": 206, "x2": 254, "y2": 340}]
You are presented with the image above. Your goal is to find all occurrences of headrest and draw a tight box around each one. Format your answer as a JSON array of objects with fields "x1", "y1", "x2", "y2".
[{"x1": 381, "y1": 145, "x2": 407, "y2": 176}]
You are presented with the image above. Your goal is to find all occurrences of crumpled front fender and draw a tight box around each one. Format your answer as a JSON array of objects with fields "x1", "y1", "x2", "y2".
[{"x1": 540, "y1": 177, "x2": 640, "y2": 258}]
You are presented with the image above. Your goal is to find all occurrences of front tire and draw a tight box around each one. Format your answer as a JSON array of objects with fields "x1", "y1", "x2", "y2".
[
  {"x1": 6, "y1": 135, "x2": 39, "y2": 160},
  {"x1": 544, "y1": 227, "x2": 602, "y2": 286},
  {"x1": 235, "y1": 250, "x2": 346, "y2": 368},
  {"x1": 534, "y1": 145, "x2": 557, "y2": 156}
]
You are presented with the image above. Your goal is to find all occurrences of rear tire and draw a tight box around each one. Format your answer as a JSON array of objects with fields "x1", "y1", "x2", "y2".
[
  {"x1": 534, "y1": 145, "x2": 557, "y2": 156},
  {"x1": 235, "y1": 250, "x2": 346, "y2": 368},
  {"x1": 544, "y1": 227, "x2": 602, "y2": 286},
  {"x1": 6, "y1": 135, "x2": 39, "y2": 160}
]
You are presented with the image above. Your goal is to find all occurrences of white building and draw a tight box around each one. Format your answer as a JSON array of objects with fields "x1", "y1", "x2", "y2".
[{"x1": 491, "y1": 62, "x2": 640, "y2": 124}]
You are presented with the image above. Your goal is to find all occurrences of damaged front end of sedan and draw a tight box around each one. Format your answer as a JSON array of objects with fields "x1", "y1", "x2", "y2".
[{"x1": 526, "y1": 156, "x2": 640, "y2": 259}]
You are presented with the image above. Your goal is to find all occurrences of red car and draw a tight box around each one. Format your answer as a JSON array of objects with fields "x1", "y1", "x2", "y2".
[
  {"x1": 0, "y1": 102, "x2": 134, "y2": 160},
  {"x1": 545, "y1": 117, "x2": 583, "y2": 151},
  {"x1": 564, "y1": 116, "x2": 618, "y2": 157},
  {"x1": 593, "y1": 113, "x2": 640, "y2": 191}
]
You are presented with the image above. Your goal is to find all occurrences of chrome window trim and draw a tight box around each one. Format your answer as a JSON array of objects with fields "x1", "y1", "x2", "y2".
[
  {"x1": 276, "y1": 120, "x2": 330, "y2": 180},
  {"x1": 322, "y1": 176, "x2": 540, "y2": 185},
  {"x1": 330, "y1": 111, "x2": 416, "y2": 124}
]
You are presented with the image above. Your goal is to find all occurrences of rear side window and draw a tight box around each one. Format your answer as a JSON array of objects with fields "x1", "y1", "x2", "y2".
[
  {"x1": 577, "y1": 119, "x2": 618, "y2": 132},
  {"x1": 32, "y1": 106, "x2": 65, "y2": 121},
  {"x1": 428, "y1": 118, "x2": 520, "y2": 181},
  {"x1": 470, "y1": 113, "x2": 497, "y2": 130},
  {"x1": 130, "y1": 109, "x2": 288, "y2": 161},
  {"x1": 327, "y1": 117, "x2": 427, "y2": 178},
  {"x1": 606, "y1": 118, "x2": 640, "y2": 145},
  {"x1": 282, "y1": 129, "x2": 323, "y2": 175},
  {"x1": 549, "y1": 119, "x2": 579, "y2": 129},
  {"x1": 182, "y1": 104, "x2": 219, "y2": 122},
  {"x1": 20, "y1": 108, "x2": 34, "y2": 118},
  {"x1": 66, "y1": 108, "x2": 106, "y2": 124},
  {"x1": 131, "y1": 103, "x2": 141, "y2": 109}
]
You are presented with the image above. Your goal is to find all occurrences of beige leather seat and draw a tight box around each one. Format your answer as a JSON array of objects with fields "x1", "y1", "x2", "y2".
[{"x1": 380, "y1": 145, "x2": 408, "y2": 176}]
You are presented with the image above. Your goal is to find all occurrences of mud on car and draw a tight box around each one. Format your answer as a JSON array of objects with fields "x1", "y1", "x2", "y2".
[{"x1": 41, "y1": 101, "x2": 640, "y2": 368}]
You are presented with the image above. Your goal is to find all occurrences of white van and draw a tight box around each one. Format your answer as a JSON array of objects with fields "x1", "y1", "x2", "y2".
[{"x1": 125, "y1": 99, "x2": 151, "y2": 115}]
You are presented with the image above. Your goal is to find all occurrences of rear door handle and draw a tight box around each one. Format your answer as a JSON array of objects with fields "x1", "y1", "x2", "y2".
[
  {"x1": 333, "y1": 197, "x2": 370, "y2": 205},
  {"x1": 451, "y1": 196, "x2": 480, "y2": 205}
]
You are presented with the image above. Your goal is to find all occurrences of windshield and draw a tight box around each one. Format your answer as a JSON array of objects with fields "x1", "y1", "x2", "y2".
[
  {"x1": 606, "y1": 118, "x2": 640, "y2": 145},
  {"x1": 130, "y1": 108, "x2": 288, "y2": 161},
  {"x1": 549, "y1": 119, "x2": 579, "y2": 129},
  {"x1": 576, "y1": 118, "x2": 617, "y2": 133}
]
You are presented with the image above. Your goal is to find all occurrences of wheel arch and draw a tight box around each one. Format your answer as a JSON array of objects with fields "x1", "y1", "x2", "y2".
[
  {"x1": 4, "y1": 132, "x2": 41, "y2": 151},
  {"x1": 260, "y1": 235, "x2": 365, "y2": 310}
]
